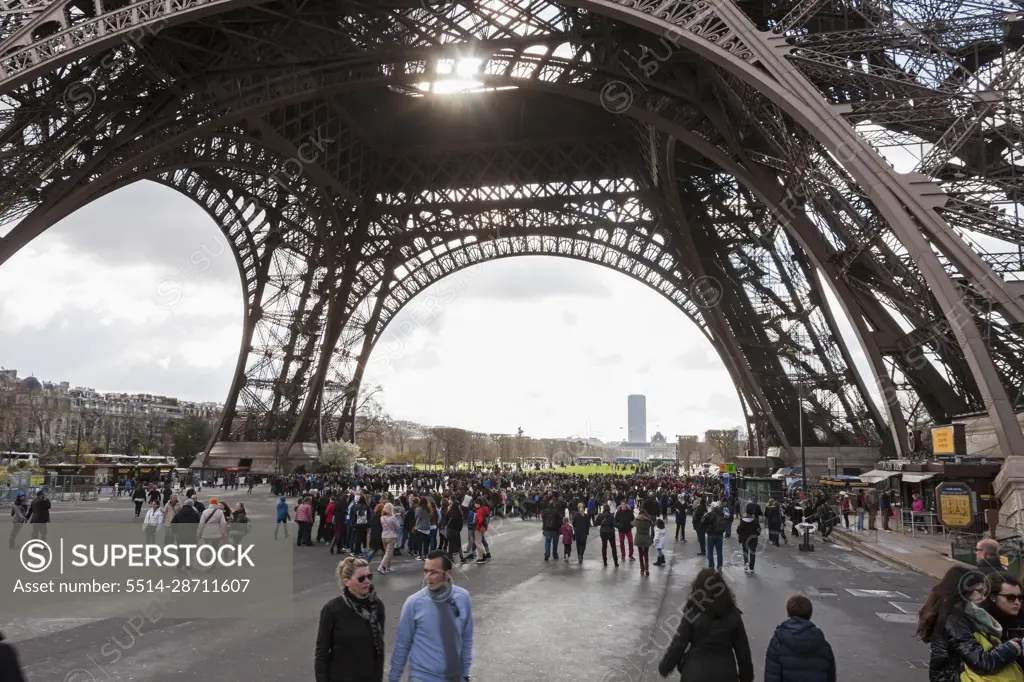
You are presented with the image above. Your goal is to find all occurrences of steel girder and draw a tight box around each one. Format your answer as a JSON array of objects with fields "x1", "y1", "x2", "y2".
[{"x1": 0, "y1": 0, "x2": 1023, "y2": 459}]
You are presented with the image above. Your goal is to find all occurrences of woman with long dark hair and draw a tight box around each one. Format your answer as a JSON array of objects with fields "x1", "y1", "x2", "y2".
[
  {"x1": 918, "y1": 566, "x2": 1023, "y2": 682},
  {"x1": 658, "y1": 568, "x2": 753, "y2": 682},
  {"x1": 314, "y1": 557, "x2": 386, "y2": 682}
]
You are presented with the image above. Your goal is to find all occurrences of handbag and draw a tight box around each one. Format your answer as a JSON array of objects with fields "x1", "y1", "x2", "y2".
[{"x1": 961, "y1": 632, "x2": 1024, "y2": 682}]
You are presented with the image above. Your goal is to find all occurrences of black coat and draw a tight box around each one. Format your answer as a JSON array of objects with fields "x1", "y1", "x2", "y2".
[
  {"x1": 314, "y1": 594, "x2": 385, "y2": 682},
  {"x1": 171, "y1": 504, "x2": 200, "y2": 542},
  {"x1": 572, "y1": 511, "x2": 590, "y2": 538},
  {"x1": 642, "y1": 496, "x2": 661, "y2": 518},
  {"x1": 0, "y1": 635, "x2": 26, "y2": 682},
  {"x1": 614, "y1": 508, "x2": 635, "y2": 533},
  {"x1": 765, "y1": 506, "x2": 784, "y2": 532},
  {"x1": 659, "y1": 606, "x2": 754, "y2": 682},
  {"x1": 368, "y1": 514, "x2": 383, "y2": 550},
  {"x1": 692, "y1": 504, "x2": 708, "y2": 531},
  {"x1": 443, "y1": 506, "x2": 464, "y2": 533},
  {"x1": 977, "y1": 558, "x2": 1009, "y2": 575},
  {"x1": 764, "y1": 617, "x2": 836, "y2": 682},
  {"x1": 735, "y1": 518, "x2": 761, "y2": 545},
  {"x1": 594, "y1": 511, "x2": 616, "y2": 534},
  {"x1": 927, "y1": 611, "x2": 1021, "y2": 682},
  {"x1": 28, "y1": 498, "x2": 49, "y2": 523}
]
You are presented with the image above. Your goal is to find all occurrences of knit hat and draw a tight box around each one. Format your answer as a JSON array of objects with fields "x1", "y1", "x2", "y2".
[{"x1": 209, "y1": 497, "x2": 218, "y2": 506}]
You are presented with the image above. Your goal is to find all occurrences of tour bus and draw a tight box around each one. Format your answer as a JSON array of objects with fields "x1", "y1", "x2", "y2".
[
  {"x1": 615, "y1": 457, "x2": 641, "y2": 464},
  {"x1": 575, "y1": 456, "x2": 603, "y2": 465},
  {"x1": 0, "y1": 452, "x2": 39, "y2": 467}
]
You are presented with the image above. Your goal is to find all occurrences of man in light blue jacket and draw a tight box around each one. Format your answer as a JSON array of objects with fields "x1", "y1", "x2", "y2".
[{"x1": 389, "y1": 550, "x2": 473, "y2": 682}]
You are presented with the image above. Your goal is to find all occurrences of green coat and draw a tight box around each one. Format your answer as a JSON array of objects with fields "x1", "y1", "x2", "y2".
[{"x1": 634, "y1": 515, "x2": 655, "y2": 547}]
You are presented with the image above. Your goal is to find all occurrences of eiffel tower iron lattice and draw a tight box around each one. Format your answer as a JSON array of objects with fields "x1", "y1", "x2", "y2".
[{"x1": 1, "y1": 0, "x2": 1023, "y2": 473}]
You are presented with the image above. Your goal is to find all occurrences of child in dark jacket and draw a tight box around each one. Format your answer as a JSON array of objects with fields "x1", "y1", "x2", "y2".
[{"x1": 764, "y1": 595, "x2": 836, "y2": 682}]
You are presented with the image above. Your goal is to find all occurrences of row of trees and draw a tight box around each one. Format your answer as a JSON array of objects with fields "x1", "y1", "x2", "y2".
[{"x1": 352, "y1": 420, "x2": 623, "y2": 468}]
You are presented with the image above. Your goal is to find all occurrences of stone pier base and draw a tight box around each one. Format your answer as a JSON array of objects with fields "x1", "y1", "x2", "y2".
[
  {"x1": 190, "y1": 442, "x2": 319, "y2": 475},
  {"x1": 994, "y1": 456, "x2": 1024, "y2": 537}
]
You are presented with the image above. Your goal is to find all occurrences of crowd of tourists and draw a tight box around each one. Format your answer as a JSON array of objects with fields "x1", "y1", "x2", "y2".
[
  {"x1": 3, "y1": 463, "x2": 913, "y2": 682},
  {"x1": 304, "y1": 465, "x2": 843, "y2": 682},
  {"x1": 268, "y1": 467, "x2": 847, "y2": 576}
]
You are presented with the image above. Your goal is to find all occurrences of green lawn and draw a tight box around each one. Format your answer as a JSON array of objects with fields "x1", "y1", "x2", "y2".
[{"x1": 536, "y1": 464, "x2": 643, "y2": 475}]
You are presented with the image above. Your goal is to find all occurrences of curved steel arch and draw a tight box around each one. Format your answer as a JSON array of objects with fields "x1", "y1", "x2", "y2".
[
  {"x1": 322, "y1": 233, "x2": 757, "y2": 451},
  {"x1": 1, "y1": 0, "x2": 1021, "y2": 460}
]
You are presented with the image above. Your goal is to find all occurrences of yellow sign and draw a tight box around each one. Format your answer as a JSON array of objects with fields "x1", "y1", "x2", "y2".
[
  {"x1": 939, "y1": 495, "x2": 972, "y2": 526},
  {"x1": 933, "y1": 426, "x2": 955, "y2": 454},
  {"x1": 29, "y1": 475, "x2": 44, "y2": 486}
]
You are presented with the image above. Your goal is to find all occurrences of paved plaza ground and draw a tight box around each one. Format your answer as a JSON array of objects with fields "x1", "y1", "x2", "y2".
[{"x1": 5, "y1": 488, "x2": 934, "y2": 681}]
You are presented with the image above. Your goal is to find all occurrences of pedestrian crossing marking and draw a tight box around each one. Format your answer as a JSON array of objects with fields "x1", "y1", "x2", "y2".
[
  {"x1": 846, "y1": 589, "x2": 910, "y2": 599},
  {"x1": 889, "y1": 601, "x2": 924, "y2": 614},
  {"x1": 876, "y1": 612, "x2": 918, "y2": 623}
]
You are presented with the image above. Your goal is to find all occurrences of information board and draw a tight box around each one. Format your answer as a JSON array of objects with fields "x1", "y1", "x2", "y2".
[
  {"x1": 936, "y1": 481, "x2": 974, "y2": 528},
  {"x1": 719, "y1": 463, "x2": 737, "y2": 475}
]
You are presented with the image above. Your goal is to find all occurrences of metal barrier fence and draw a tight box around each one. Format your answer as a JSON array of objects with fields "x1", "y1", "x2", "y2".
[
  {"x1": 896, "y1": 508, "x2": 989, "y2": 540},
  {"x1": 0, "y1": 476, "x2": 106, "y2": 505}
]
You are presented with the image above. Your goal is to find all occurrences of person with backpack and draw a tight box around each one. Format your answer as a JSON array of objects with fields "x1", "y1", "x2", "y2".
[
  {"x1": 594, "y1": 504, "x2": 619, "y2": 567},
  {"x1": 473, "y1": 498, "x2": 492, "y2": 563},
  {"x1": 702, "y1": 501, "x2": 728, "y2": 570},
  {"x1": 541, "y1": 502, "x2": 563, "y2": 561},
  {"x1": 8, "y1": 492, "x2": 29, "y2": 550},
  {"x1": 692, "y1": 497, "x2": 708, "y2": 556},
  {"x1": 672, "y1": 495, "x2": 688, "y2": 542},
  {"x1": 351, "y1": 495, "x2": 371, "y2": 556}
]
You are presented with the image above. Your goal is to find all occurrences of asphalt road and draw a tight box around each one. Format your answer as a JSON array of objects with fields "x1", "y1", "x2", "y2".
[{"x1": 4, "y1": 489, "x2": 935, "y2": 681}]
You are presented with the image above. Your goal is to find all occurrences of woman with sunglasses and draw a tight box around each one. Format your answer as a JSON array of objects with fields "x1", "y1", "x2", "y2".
[
  {"x1": 918, "y1": 566, "x2": 1024, "y2": 682},
  {"x1": 315, "y1": 557, "x2": 386, "y2": 682},
  {"x1": 985, "y1": 573, "x2": 1024, "y2": 637}
]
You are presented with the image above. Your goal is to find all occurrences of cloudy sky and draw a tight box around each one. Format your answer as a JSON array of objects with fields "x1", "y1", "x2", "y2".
[{"x1": 0, "y1": 181, "x2": 746, "y2": 441}]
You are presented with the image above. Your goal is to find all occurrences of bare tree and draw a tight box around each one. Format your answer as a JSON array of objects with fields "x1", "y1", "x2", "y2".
[
  {"x1": 79, "y1": 407, "x2": 103, "y2": 454},
  {"x1": 121, "y1": 412, "x2": 141, "y2": 456},
  {"x1": 387, "y1": 417, "x2": 407, "y2": 456},
  {"x1": 354, "y1": 384, "x2": 386, "y2": 438},
  {"x1": 431, "y1": 427, "x2": 471, "y2": 469},
  {"x1": 101, "y1": 416, "x2": 118, "y2": 454},
  {"x1": 0, "y1": 393, "x2": 25, "y2": 454},
  {"x1": 467, "y1": 433, "x2": 488, "y2": 469},
  {"x1": 704, "y1": 428, "x2": 740, "y2": 462}
]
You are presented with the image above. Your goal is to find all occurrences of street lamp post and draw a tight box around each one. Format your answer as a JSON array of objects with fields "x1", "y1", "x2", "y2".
[{"x1": 797, "y1": 375, "x2": 814, "y2": 552}]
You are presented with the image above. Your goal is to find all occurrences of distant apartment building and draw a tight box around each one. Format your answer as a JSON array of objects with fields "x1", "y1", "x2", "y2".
[{"x1": 0, "y1": 370, "x2": 220, "y2": 455}]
